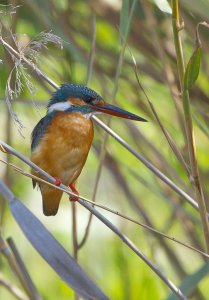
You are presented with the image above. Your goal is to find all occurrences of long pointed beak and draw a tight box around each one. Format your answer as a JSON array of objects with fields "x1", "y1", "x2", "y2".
[{"x1": 93, "y1": 103, "x2": 147, "y2": 122}]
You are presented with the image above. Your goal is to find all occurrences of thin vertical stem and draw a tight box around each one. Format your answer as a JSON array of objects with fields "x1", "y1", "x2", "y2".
[
  {"x1": 77, "y1": 13, "x2": 97, "y2": 250},
  {"x1": 72, "y1": 203, "x2": 78, "y2": 260},
  {"x1": 171, "y1": 0, "x2": 209, "y2": 252},
  {"x1": 78, "y1": 0, "x2": 137, "y2": 249},
  {"x1": 0, "y1": 236, "x2": 37, "y2": 299},
  {"x1": 172, "y1": 0, "x2": 185, "y2": 90},
  {"x1": 71, "y1": 203, "x2": 79, "y2": 300},
  {"x1": 85, "y1": 13, "x2": 96, "y2": 85},
  {"x1": 7, "y1": 237, "x2": 42, "y2": 300}
]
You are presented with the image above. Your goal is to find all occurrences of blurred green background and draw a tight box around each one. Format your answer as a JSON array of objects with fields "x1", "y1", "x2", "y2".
[{"x1": 1, "y1": 0, "x2": 209, "y2": 299}]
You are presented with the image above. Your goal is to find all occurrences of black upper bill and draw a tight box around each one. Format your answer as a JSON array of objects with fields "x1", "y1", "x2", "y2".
[{"x1": 94, "y1": 103, "x2": 147, "y2": 122}]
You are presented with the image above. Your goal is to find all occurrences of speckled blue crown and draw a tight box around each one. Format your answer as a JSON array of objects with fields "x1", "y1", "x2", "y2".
[{"x1": 48, "y1": 84, "x2": 103, "y2": 107}]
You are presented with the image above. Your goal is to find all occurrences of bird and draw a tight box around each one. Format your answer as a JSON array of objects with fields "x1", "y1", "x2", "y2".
[{"x1": 31, "y1": 84, "x2": 147, "y2": 216}]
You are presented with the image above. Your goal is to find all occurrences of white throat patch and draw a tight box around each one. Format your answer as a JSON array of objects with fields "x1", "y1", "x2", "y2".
[{"x1": 48, "y1": 101, "x2": 72, "y2": 114}]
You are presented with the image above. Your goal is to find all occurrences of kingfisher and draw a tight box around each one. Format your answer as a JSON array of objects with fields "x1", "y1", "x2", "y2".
[{"x1": 31, "y1": 84, "x2": 147, "y2": 216}]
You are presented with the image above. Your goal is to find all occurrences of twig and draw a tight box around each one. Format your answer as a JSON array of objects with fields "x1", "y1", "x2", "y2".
[
  {"x1": 94, "y1": 118, "x2": 200, "y2": 211},
  {"x1": 130, "y1": 49, "x2": 189, "y2": 175},
  {"x1": 0, "y1": 143, "x2": 187, "y2": 299},
  {"x1": 1, "y1": 157, "x2": 209, "y2": 259},
  {"x1": 77, "y1": 149, "x2": 102, "y2": 249},
  {"x1": 141, "y1": 1, "x2": 186, "y2": 142},
  {"x1": 79, "y1": 199, "x2": 188, "y2": 300}
]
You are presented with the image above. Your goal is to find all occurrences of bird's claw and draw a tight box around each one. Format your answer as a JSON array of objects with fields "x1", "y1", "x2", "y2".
[
  {"x1": 69, "y1": 183, "x2": 79, "y2": 202},
  {"x1": 54, "y1": 177, "x2": 62, "y2": 186}
]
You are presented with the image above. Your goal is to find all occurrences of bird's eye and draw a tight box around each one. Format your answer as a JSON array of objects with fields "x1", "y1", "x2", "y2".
[{"x1": 87, "y1": 96, "x2": 97, "y2": 104}]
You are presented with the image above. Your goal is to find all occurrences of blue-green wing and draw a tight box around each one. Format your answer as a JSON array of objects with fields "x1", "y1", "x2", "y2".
[
  {"x1": 31, "y1": 114, "x2": 54, "y2": 151},
  {"x1": 31, "y1": 114, "x2": 54, "y2": 188}
]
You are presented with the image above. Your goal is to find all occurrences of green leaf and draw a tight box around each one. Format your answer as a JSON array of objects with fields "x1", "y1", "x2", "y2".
[
  {"x1": 119, "y1": 0, "x2": 138, "y2": 43},
  {"x1": 184, "y1": 47, "x2": 201, "y2": 90},
  {"x1": 166, "y1": 262, "x2": 209, "y2": 300},
  {"x1": 152, "y1": 0, "x2": 172, "y2": 14},
  {"x1": 119, "y1": 0, "x2": 129, "y2": 43}
]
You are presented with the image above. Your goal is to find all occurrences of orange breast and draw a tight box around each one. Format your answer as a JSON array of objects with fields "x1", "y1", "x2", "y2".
[{"x1": 31, "y1": 111, "x2": 94, "y2": 185}]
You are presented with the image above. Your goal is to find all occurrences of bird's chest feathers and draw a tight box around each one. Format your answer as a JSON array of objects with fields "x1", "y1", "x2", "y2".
[
  {"x1": 50, "y1": 112, "x2": 93, "y2": 147},
  {"x1": 32, "y1": 112, "x2": 94, "y2": 179}
]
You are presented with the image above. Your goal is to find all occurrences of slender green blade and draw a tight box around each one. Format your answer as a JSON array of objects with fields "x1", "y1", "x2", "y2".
[
  {"x1": 184, "y1": 47, "x2": 201, "y2": 90},
  {"x1": 119, "y1": 0, "x2": 129, "y2": 43}
]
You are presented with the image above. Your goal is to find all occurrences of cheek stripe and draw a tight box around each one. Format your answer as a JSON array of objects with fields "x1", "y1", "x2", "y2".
[{"x1": 48, "y1": 101, "x2": 72, "y2": 114}]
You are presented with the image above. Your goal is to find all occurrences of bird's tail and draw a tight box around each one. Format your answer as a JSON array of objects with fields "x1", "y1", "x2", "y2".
[{"x1": 39, "y1": 183, "x2": 63, "y2": 216}]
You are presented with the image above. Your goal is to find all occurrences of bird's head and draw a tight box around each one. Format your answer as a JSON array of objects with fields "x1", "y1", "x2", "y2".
[{"x1": 47, "y1": 84, "x2": 147, "y2": 122}]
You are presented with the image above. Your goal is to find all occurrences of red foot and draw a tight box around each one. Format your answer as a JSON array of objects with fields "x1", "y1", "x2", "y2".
[
  {"x1": 69, "y1": 183, "x2": 79, "y2": 202},
  {"x1": 54, "y1": 177, "x2": 62, "y2": 186}
]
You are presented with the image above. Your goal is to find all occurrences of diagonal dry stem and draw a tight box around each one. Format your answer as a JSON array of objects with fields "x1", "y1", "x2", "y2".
[
  {"x1": 141, "y1": 1, "x2": 186, "y2": 141},
  {"x1": 129, "y1": 49, "x2": 189, "y2": 175},
  {"x1": 0, "y1": 144, "x2": 187, "y2": 299},
  {"x1": 0, "y1": 157, "x2": 208, "y2": 259}
]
